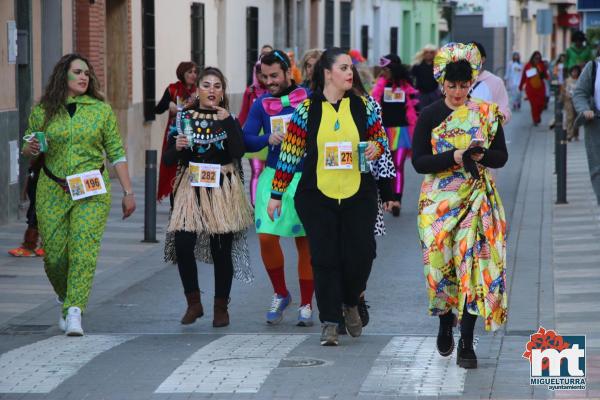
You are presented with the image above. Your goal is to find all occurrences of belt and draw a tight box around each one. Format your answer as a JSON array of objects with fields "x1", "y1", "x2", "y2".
[{"x1": 43, "y1": 163, "x2": 105, "y2": 193}]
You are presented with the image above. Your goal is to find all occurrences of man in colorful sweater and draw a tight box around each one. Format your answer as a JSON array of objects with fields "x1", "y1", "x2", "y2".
[{"x1": 242, "y1": 50, "x2": 314, "y2": 326}]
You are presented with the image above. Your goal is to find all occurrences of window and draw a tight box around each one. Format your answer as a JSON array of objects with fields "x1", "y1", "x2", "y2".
[
  {"x1": 340, "y1": 2, "x2": 351, "y2": 52},
  {"x1": 361, "y1": 25, "x2": 369, "y2": 61},
  {"x1": 142, "y1": 0, "x2": 155, "y2": 121},
  {"x1": 246, "y1": 7, "x2": 259, "y2": 86},
  {"x1": 191, "y1": 3, "x2": 205, "y2": 70},
  {"x1": 325, "y1": 0, "x2": 334, "y2": 48},
  {"x1": 402, "y1": 11, "x2": 411, "y2": 62},
  {"x1": 390, "y1": 27, "x2": 398, "y2": 55}
]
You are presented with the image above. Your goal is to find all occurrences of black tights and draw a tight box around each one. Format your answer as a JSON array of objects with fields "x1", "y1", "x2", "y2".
[
  {"x1": 460, "y1": 301, "x2": 477, "y2": 338},
  {"x1": 174, "y1": 231, "x2": 234, "y2": 298}
]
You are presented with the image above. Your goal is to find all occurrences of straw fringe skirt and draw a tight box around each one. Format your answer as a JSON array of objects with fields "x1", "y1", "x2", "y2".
[{"x1": 167, "y1": 163, "x2": 254, "y2": 235}]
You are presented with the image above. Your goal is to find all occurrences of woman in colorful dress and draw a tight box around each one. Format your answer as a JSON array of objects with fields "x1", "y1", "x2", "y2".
[
  {"x1": 519, "y1": 51, "x2": 549, "y2": 126},
  {"x1": 239, "y1": 61, "x2": 268, "y2": 206},
  {"x1": 267, "y1": 48, "x2": 388, "y2": 346},
  {"x1": 155, "y1": 62, "x2": 198, "y2": 201},
  {"x1": 412, "y1": 43, "x2": 508, "y2": 369},
  {"x1": 21, "y1": 53, "x2": 136, "y2": 336},
  {"x1": 163, "y1": 67, "x2": 254, "y2": 328},
  {"x1": 372, "y1": 54, "x2": 419, "y2": 216}
]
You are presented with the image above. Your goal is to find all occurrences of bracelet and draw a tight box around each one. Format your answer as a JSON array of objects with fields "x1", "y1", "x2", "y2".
[{"x1": 123, "y1": 190, "x2": 134, "y2": 197}]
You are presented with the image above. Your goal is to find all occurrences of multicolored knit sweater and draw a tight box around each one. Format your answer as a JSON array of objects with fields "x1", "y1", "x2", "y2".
[{"x1": 271, "y1": 92, "x2": 388, "y2": 199}]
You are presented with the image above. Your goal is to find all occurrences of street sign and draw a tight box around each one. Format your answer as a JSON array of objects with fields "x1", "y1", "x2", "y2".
[{"x1": 536, "y1": 9, "x2": 553, "y2": 35}]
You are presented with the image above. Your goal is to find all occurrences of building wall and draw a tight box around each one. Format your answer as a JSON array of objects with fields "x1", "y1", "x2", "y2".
[
  {"x1": 0, "y1": 1, "x2": 18, "y2": 224},
  {"x1": 352, "y1": 0, "x2": 438, "y2": 66}
]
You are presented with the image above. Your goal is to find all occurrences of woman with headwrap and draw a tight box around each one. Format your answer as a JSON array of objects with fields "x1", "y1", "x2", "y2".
[{"x1": 412, "y1": 43, "x2": 508, "y2": 369}]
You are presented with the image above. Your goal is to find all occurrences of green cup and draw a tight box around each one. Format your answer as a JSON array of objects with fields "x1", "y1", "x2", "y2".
[{"x1": 33, "y1": 132, "x2": 48, "y2": 153}]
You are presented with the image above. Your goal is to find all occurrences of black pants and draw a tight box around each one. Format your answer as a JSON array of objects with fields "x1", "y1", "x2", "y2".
[
  {"x1": 295, "y1": 189, "x2": 378, "y2": 324},
  {"x1": 174, "y1": 231, "x2": 234, "y2": 299}
]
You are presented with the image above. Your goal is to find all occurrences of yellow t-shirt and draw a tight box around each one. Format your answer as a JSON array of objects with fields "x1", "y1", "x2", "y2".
[{"x1": 316, "y1": 98, "x2": 361, "y2": 200}]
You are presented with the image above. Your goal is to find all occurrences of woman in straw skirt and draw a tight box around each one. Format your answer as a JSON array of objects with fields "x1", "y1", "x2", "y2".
[{"x1": 163, "y1": 67, "x2": 254, "y2": 328}]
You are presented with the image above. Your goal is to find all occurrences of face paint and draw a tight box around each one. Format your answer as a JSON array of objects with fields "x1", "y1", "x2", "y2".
[{"x1": 68, "y1": 72, "x2": 77, "y2": 81}]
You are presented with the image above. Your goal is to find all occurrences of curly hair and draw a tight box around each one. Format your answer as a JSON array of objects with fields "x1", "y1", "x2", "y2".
[{"x1": 39, "y1": 53, "x2": 104, "y2": 129}]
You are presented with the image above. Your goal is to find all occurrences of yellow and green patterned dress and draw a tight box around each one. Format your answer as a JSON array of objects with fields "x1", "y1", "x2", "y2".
[
  {"x1": 417, "y1": 99, "x2": 507, "y2": 331},
  {"x1": 27, "y1": 95, "x2": 126, "y2": 317}
]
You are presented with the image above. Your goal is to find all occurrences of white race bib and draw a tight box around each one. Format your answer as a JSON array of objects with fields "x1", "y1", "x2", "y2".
[
  {"x1": 189, "y1": 162, "x2": 221, "y2": 188},
  {"x1": 269, "y1": 114, "x2": 293, "y2": 137},
  {"x1": 324, "y1": 141, "x2": 354, "y2": 170},
  {"x1": 67, "y1": 169, "x2": 107, "y2": 200},
  {"x1": 383, "y1": 87, "x2": 406, "y2": 103},
  {"x1": 525, "y1": 68, "x2": 537, "y2": 78}
]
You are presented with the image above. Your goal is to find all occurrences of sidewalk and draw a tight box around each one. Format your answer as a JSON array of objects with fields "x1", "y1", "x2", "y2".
[{"x1": 0, "y1": 180, "x2": 171, "y2": 329}]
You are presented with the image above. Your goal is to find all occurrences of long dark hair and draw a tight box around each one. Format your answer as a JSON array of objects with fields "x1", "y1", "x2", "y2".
[
  {"x1": 382, "y1": 53, "x2": 411, "y2": 85},
  {"x1": 39, "y1": 53, "x2": 103, "y2": 128},
  {"x1": 190, "y1": 66, "x2": 230, "y2": 110},
  {"x1": 529, "y1": 51, "x2": 542, "y2": 65},
  {"x1": 311, "y1": 47, "x2": 348, "y2": 93},
  {"x1": 351, "y1": 65, "x2": 368, "y2": 96}
]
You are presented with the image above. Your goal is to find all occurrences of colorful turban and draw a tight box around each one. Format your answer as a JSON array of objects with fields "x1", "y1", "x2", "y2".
[{"x1": 433, "y1": 42, "x2": 482, "y2": 84}]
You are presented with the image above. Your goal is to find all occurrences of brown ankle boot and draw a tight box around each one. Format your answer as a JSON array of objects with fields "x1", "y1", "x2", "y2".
[
  {"x1": 181, "y1": 291, "x2": 204, "y2": 325},
  {"x1": 213, "y1": 297, "x2": 230, "y2": 327}
]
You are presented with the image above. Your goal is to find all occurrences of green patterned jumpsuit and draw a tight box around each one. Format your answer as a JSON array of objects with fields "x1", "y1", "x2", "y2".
[{"x1": 26, "y1": 95, "x2": 126, "y2": 317}]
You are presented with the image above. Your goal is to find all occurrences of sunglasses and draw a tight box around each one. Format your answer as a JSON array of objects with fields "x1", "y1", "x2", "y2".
[{"x1": 379, "y1": 57, "x2": 391, "y2": 67}]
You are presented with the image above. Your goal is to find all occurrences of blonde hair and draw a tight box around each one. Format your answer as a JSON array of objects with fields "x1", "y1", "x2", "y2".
[
  {"x1": 413, "y1": 44, "x2": 438, "y2": 65},
  {"x1": 300, "y1": 48, "x2": 323, "y2": 81}
]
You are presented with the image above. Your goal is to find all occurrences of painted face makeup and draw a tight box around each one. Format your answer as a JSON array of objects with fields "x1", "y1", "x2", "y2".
[
  {"x1": 67, "y1": 59, "x2": 90, "y2": 97},
  {"x1": 198, "y1": 74, "x2": 224, "y2": 109}
]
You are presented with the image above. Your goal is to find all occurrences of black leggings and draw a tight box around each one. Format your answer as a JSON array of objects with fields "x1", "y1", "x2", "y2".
[{"x1": 174, "y1": 231, "x2": 234, "y2": 298}]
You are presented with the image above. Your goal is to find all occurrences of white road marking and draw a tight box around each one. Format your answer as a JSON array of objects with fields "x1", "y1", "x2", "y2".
[
  {"x1": 360, "y1": 336, "x2": 476, "y2": 396},
  {"x1": 0, "y1": 334, "x2": 134, "y2": 393},
  {"x1": 155, "y1": 334, "x2": 307, "y2": 393}
]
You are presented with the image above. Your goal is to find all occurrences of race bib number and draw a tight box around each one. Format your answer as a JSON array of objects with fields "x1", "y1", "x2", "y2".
[
  {"x1": 383, "y1": 87, "x2": 406, "y2": 103},
  {"x1": 67, "y1": 169, "x2": 107, "y2": 200},
  {"x1": 525, "y1": 68, "x2": 537, "y2": 78},
  {"x1": 189, "y1": 162, "x2": 221, "y2": 188},
  {"x1": 269, "y1": 114, "x2": 293, "y2": 137},
  {"x1": 324, "y1": 141, "x2": 354, "y2": 170}
]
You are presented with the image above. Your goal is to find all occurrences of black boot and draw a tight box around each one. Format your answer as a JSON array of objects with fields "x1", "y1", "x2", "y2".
[
  {"x1": 457, "y1": 311, "x2": 477, "y2": 368},
  {"x1": 436, "y1": 312, "x2": 456, "y2": 356},
  {"x1": 457, "y1": 336, "x2": 477, "y2": 369}
]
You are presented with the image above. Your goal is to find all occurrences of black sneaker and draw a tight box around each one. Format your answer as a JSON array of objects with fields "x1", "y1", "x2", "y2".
[
  {"x1": 436, "y1": 312, "x2": 456, "y2": 357},
  {"x1": 358, "y1": 297, "x2": 370, "y2": 327},
  {"x1": 457, "y1": 337, "x2": 477, "y2": 369}
]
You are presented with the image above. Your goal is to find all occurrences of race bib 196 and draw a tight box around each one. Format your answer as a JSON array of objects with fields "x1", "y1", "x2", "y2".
[
  {"x1": 66, "y1": 169, "x2": 107, "y2": 200},
  {"x1": 324, "y1": 141, "x2": 354, "y2": 170},
  {"x1": 189, "y1": 162, "x2": 221, "y2": 188}
]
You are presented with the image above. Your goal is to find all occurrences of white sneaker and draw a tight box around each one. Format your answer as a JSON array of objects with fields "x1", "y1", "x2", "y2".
[
  {"x1": 297, "y1": 304, "x2": 314, "y2": 327},
  {"x1": 65, "y1": 307, "x2": 84, "y2": 336}
]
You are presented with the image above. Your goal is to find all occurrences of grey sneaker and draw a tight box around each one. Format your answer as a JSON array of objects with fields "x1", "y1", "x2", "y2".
[
  {"x1": 343, "y1": 305, "x2": 362, "y2": 337},
  {"x1": 320, "y1": 323, "x2": 339, "y2": 346}
]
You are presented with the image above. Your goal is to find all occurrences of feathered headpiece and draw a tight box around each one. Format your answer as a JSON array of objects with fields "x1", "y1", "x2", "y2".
[{"x1": 433, "y1": 42, "x2": 482, "y2": 84}]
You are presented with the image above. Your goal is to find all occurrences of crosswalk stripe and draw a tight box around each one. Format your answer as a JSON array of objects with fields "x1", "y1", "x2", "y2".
[
  {"x1": 360, "y1": 336, "x2": 476, "y2": 396},
  {"x1": 0, "y1": 335, "x2": 135, "y2": 393},
  {"x1": 155, "y1": 334, "x2": 308, "y2": 393}
]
